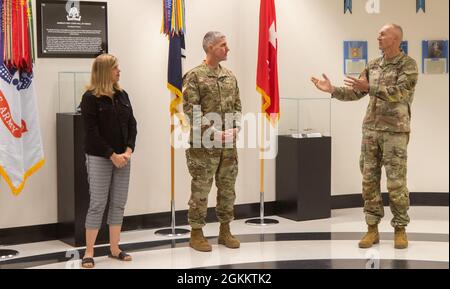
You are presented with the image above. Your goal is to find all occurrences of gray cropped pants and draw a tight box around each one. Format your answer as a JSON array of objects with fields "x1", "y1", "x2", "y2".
[{"x1": 85, "y1": 154, "x2": 131, "y2": 229}]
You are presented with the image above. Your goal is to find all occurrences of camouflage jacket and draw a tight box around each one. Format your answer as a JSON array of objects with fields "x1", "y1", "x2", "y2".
[
  {"x1": 332, "y1": 52, "x2": 418, "y2": 132},
  {"x1": 183, "y1": 62, "x2": 242, "y2": 146}
]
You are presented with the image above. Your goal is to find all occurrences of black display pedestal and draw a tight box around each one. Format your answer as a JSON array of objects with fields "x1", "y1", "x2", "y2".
[
  {"x1": 57, "y1": 113, "x2": 109, "y2": 247},
  {"x1": 276, "y1": 136, "x2": 331, "y2": 221}
]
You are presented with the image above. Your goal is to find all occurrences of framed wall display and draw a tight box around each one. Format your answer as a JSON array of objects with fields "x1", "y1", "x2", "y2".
[
  {"x1": 344, "y1": 41, "x2": 368, "y2": 75},
  {"x1": 422, "y1": 40, "x2": 449, "y2": 74},
  {"x1": 37, "y1": 0, "x2": 108, "y2": 58}
]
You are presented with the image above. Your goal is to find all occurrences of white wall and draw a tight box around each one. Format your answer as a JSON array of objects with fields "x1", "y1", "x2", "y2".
[{"x1": 0, "y1": 0, "x2": 448, "y2": 229}]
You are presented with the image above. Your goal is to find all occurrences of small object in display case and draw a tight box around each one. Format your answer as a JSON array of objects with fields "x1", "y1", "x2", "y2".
[{"x1": 279, "y1": 97, "x2": 330, "y2": 138}]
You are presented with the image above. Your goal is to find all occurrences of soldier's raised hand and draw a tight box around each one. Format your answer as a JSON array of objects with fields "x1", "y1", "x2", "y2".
[
  {"x1": 311, "y1": 74, "x2": 335, "y2": 94},
  {"x1": 344, "y1": 75, "x2": 369, "y2": 93}
]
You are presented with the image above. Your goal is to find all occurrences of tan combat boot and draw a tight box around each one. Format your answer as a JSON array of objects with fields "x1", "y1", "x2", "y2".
[
  {"x1": 358, "y1": 225, "x2": 380, "y2": 248},
  {"x1": 218, "y1": 223, "x2": 240, "y2": 249},
  {"x1": 394, "y1": 227, "x2": 408, "y2": 249},
  {"x1": 189, "y1": 228, "x2": 212, "y2": 252}
]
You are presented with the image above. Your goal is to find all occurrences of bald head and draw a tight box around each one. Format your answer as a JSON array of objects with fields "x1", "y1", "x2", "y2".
[
  {"x1": 384, "y1": 23, "x2": 403, "y2": 42},
  {"x1": 378, "y1": 24, "x2": 403, "y2": 53}
]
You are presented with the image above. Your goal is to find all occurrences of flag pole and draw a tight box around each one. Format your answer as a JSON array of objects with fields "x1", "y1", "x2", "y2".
[
  {"x1": 246, "y1": 0, "x2": 279, "y2": 226},
  {"x1": 0, "y1": 0, "x2": 35, "y2": 260},
  {"x1": 246, "y1": 115, "x2": 279, "y2": 226},
  {"x1": 155, "y1": 0, "x2": 189, "y2": 237},
  {"x1": 155, "y1": 115, "x2": 189, "y2": 237}
]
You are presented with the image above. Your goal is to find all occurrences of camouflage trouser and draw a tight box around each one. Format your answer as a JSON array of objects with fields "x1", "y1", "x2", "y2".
[
  {"x1": 360, "y1": 129, "x2": 410, "y2": 228},
  {"x1": 186, "y1": 148, "x2": 238, "y2": 229}
]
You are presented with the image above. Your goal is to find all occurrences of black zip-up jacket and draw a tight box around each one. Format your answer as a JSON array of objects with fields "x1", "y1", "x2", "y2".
[{"x1": 80, "y1": 89, "x2": 137, "y2": 158}]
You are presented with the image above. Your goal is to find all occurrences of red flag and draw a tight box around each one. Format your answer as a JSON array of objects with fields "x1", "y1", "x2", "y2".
[
  {"x1": 257, "y1": 0, "x2": 279, "y2": 124},
  {"x1": 4, "y1": 0, "x2": 33, "y2": 72}
]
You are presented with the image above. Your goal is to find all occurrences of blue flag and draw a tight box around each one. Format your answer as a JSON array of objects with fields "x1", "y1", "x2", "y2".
[
  {"x1": 168, "y1": 33, "x2": 185, "y2": 117},
  {"x1": 344, "y1": 0, "x2": 352, "y2": 14},
  {"x1": 416, "y1": 0, "x2": 425, "y2": 13}
]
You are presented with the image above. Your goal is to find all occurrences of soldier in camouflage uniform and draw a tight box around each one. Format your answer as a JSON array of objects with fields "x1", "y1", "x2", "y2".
[
  {"x1": 312, "y1": 24, "x2": 418, "y2": 249},
  {"x1": 183, "y1": 31, "x2": 242, "y2": 252}
]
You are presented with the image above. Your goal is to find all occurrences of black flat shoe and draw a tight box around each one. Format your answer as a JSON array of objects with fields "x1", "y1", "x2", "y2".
[
  {"x1": 108, "y1": 251, "x2": 132, "y2": 261},
  {"x1": 81, "y1": 257, "x2": 95, "y2": 268}
]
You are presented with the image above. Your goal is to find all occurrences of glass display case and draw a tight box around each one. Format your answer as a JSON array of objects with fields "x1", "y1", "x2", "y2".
[
  {"x1": 279, "y1": 97, "x2": 331, "y2": 137},
  {"x1": 58, "y1": 72, "x2": 91, "y2": 113}
]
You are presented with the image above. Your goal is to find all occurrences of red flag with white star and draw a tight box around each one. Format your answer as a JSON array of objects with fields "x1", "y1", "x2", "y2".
[{"x1": 257, "y1": 0, "x2": 279, "y2": 124}]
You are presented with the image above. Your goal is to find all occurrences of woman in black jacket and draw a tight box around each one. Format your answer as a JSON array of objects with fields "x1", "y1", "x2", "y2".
[{"x1": 80, "y1": 54, "x2": 137, "y2": 268}]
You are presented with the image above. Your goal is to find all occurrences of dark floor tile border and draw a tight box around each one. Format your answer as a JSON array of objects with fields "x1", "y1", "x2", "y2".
[
  {"x1": 0, "y1": 202, "x2": 277, "y2": 246},
  {"x1": 0, "y1": 193, "x2": 447, "y2": 246},
  {"x1": 1, "y1": 231, "x2": 448, "y2": 269}
]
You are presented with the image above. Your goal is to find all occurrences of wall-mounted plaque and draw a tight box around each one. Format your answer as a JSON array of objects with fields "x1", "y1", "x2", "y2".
[
  {"x1": 37, "y1": 0, "x2": 108, "y2": 58},
  {"x1": 344, "y1": 41, "x2": 368, "y2": 75},
  {"x1": 422, "y1": 40, "x2": 448, "y2": 74}
]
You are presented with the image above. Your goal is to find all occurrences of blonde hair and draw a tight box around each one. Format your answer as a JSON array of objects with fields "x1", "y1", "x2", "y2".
[{"x1": 87, "y1": 54, "x2": 122, "y2": 97}]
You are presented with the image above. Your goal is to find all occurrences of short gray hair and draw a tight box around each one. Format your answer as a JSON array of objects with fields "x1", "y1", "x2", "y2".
[
  {"x1": 202, "y1": 31, "x2": 225, "y2": 53},
  {"x1": 386, "y1": 23, "x2": 404, "y2": 41}
]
